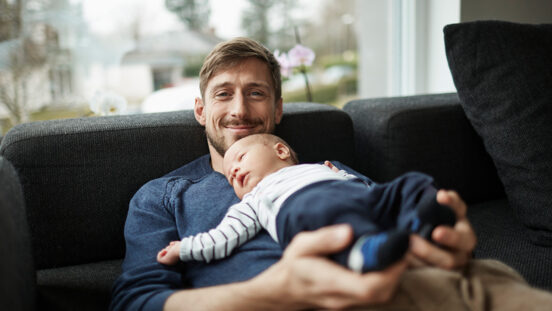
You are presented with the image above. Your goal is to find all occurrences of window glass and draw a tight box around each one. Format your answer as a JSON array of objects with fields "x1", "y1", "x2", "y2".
[{"x1": 0, "y1": 0, "x2": 459, "y2": 136}]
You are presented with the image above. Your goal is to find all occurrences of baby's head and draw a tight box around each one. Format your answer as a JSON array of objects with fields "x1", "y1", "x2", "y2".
[{"x1": 223, "y1": 134, "x2": 298, "y2": 199}]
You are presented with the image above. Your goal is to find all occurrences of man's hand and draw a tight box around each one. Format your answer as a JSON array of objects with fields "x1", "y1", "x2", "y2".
[
  {"x1": 409, "y1": 190, "x2": 477, "y2": 269},
  {"x1": 250, "y1": 224, "x2": 407, "y2": 310}
]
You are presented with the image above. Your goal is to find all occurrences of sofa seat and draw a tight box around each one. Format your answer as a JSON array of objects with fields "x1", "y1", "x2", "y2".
[
  {"x1": 37, "y1": 259, "x2": 122, "y2": 311},
  {"x1": 468, "y1": 199, "x2": 552, "y2": 291}
]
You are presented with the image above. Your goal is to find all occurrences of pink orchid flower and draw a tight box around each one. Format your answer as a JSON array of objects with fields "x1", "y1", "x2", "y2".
[
  {"x1": 274, "y1": 49, "x2": 294, "y2": 77},
  {"x1": 288, "y1": 44, "x2": 315, "y2": 67}
]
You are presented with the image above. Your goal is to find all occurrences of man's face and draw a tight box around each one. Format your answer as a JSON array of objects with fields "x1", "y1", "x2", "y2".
[{"x1": 195, "y1": 57, "x2": 283, "y2": 158}]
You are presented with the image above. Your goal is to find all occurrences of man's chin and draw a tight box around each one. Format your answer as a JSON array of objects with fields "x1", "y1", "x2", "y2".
[{"x1": 227, "y1": 128, "x2": 264, "y2": 142}]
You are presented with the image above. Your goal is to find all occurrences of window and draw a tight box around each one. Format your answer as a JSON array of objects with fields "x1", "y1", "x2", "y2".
[{"x1": 1, "y1": 0, "x2": 460, "y2": 134}]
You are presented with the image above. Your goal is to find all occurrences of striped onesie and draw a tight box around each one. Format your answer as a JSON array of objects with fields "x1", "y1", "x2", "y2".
[{"x1": 179, "y1": 164, "x2": 358, "y2": 263}]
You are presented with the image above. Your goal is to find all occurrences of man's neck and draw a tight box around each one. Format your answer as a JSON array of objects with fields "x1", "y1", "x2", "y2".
[{"x1": 209, "y1": 146, "x2": 224, "y2": 173}]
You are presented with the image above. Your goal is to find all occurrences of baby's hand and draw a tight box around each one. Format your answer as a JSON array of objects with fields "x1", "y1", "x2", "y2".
[
  {"x1": 324, "y1": 161, "x2": 340, "y2": 173},
  {"x1": 157, "y1": 241, "x2": 181, "y2": 265}
]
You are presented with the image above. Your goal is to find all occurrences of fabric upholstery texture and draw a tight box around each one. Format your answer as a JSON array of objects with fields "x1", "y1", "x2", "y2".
[
  {"x1": 343, "y1": 93, "x2": 504, "y2": 204},
  {"x1": 0, "y1": 157, "x2": 35, "y2": 311},
  {"x1": 36, "y1": 259, "x2": 121, "y2": 311},
  {"x1": 468, "y1": 199, "x2": 552, "y2": 290},
  {"x1": 445, "y1": 21, "x2": 552, "y2": 246}
]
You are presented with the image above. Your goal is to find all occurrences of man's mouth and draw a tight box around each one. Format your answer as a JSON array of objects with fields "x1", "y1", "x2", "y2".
[
  {"x1": 227, "y1": 124, "x2": 256, "y2": 132},
  {"x1": 222, "y1": 118, "x2": 263, "y2": 134}
]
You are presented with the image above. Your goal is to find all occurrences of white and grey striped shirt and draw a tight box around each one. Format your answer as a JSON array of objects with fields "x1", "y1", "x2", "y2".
[{"x1": 179, "y1": 164, "x2": 358, "y2": 263}]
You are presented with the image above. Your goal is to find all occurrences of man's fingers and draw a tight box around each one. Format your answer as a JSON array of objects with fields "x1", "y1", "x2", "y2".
[
  {"x1": 437, "y1": 190, "x2": 467, "y2": 219},
  {"x1": 432, "y1": 221, "x2": 477, "y2": 252},
  {"x1": 295, "y1": 258, "x2": 407, "y2": 308},
  {"x1": 409, "y1": 235, "x2": 468, "y2": 269},
  {"x1": 284, "y1": 224, "x2": 353, "y2": 259}
]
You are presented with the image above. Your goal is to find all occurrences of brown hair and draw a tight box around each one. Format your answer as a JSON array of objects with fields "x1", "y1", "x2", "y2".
[{"x1": 199, "y1": 37, "x2": 282, "y2": 101}]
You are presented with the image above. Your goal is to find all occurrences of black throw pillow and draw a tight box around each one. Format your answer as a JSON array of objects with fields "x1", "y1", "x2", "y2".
[{"x1": 444, "y1": 21, "x2": 552, "y2": 246}]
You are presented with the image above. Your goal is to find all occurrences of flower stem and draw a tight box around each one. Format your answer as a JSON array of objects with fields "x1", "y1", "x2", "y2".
[{"x1": 300, "y1": 66, "x2": 313, "y2": 102}]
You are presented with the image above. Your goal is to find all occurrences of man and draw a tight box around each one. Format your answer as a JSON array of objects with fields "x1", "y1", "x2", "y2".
[{"x1": 110, "y1": 37, "x2": 476, "y2": 311}]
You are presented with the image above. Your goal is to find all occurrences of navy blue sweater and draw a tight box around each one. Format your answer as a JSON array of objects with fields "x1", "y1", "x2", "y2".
[{"x1": 110, "y1": 155, "x2": 362, "y2": 311}]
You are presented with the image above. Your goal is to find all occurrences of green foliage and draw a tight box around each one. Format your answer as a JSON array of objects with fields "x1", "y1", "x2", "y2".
[
  {"x1": 1, "y1": 105, "x2": 90, "y2": 134},
  {"x1": 283, "y1": 76, "x2": 357, "y2": 105},
  {"x1": 165, "y1": 0, "x2": 210, "y2": 31},
  {"x1": 241, "y1": 0, "x2": 276, "y2": 45},
  {"x1": 183, "y1": 55, "x2": 205, "y2": 77},
  {"x1": 318, "y1": 52, "x2": 358, "y2": 69}
]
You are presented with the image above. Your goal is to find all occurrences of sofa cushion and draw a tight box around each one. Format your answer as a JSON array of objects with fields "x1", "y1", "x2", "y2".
[
  {"x1": 37, "y1": 259, "x2": 121, "y2": 311},
  {"x1": 343, "y1": 93, "x2": 504, "y2": 204},
  {"x1": 468, "y1": 199, "x2": 552, "y2": 291},
  {"x1": 445, "y1": 21, "x2": 552, "y2": 245}
]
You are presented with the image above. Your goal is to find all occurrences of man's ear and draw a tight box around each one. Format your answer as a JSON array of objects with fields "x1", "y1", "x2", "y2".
[
  {"x1": 194, "y1": 97, "x2": 206, "y2": 126},
  {"x1": 274, "y1": 97, "x2": 283, "y2": 124},
  {"x1": 274, "y1": 142, "x2": 291, "y2": 161}
]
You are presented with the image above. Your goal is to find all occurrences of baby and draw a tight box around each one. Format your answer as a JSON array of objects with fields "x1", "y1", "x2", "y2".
[{"x1": 157, "y1": 134, "x2": 456, "y2": 272}]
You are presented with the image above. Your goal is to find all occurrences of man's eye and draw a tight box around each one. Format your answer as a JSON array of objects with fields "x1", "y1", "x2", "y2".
[
  {"x1": 215, "y1": 92, "x2": 229, "y2": 98},
  {"x1": 250, "y1": 91, "x2": 264, "y2": 97}
]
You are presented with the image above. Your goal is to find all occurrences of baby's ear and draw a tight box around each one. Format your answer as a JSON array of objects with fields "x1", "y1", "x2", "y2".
[{"x1": 274, "y1": 142, "x2": 291, "y2": 160}]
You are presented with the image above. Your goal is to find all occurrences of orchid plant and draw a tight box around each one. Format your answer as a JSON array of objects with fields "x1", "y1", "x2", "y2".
[{"x1": 275, "y1": 44, "x2": 315, "y2": 102}]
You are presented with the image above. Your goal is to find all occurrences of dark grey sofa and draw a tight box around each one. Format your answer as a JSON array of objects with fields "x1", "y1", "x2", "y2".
[{"x1": 0, "y1": 93, "x2": 550, "y2": 310}]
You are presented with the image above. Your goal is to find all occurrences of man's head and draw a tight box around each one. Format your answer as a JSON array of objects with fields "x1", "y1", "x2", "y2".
[
  {"x1": 199, "y1": 37, "x2": 282, "y2": 100},
  {"x1": 223, "y1": 134, "x2": 298, "y2": 199},
  {"x1": 194, "y1": 38, "x2": 284, "y2": 171}
]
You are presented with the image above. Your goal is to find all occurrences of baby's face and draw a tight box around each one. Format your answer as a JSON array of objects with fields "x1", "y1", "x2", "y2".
[{"x1": 223, "y1": 136, "x2": 282, "y2": 199}]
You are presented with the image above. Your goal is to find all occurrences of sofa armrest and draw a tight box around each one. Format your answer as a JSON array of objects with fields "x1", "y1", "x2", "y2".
[
  {"x1": 0, "y1": 157, "x2": 35, "y2": 311},
  {"x1": 343, "y1": 93, "x2": 504, "y2": 204}
]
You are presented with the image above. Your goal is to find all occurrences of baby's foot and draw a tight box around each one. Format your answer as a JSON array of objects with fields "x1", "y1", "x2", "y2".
[
  {"x1": 410, "y1": 189, "x2": 457, "y2": 241},
  {"x1": 347, "y1": 229, "x2": 409, "y2": 272}
]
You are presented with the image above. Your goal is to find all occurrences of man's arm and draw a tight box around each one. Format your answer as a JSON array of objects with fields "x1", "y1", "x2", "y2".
[
  {"x1": 164, "y1": 224, "x2": 407, "y2": 311},
  {"x1": 110, "y1": 178, "x2": 186, "y2": 311}
]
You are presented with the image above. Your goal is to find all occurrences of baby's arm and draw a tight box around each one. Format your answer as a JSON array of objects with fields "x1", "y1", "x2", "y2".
[
  {"x1": 157, "y1": 201, "x2": 262, "y2": 265},
  {"x1": 324, "y1": 161, "x2": 358, "y2": 180}
]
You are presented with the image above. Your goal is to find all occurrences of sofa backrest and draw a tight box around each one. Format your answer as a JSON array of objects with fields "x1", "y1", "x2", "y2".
[
  {"x1": 0, "y1": 103, "x2": 354, "y2": 270},
  {"x1": 343, "y1": 93, "x2": 505, "y2": 204}
]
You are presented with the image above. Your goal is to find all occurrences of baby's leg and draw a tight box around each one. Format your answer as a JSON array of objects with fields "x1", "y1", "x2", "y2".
[
  {"x1": 348, "y1": 229, "x2": 410, "y2": 272},
  {"x1": 157, "y1": 241, "x2": 181, "y2": 265},
  {"x1": 276, "y1": 179, "x2": 409, "y2": 271},
  {"x1": 364, "y1": 172, "x2": 456, "y2": 242},
  {"x1": 408, "y1": 186, "x2": 456, "y2": 240}
]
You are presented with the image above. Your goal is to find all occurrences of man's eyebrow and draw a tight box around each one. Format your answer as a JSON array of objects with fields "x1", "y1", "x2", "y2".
[
  {"x1": 209, "y1": 82, "x2": 233, "y2": 93},
  {"x1": 247, "y1": 82, "x2": 270, "y2": 88}
]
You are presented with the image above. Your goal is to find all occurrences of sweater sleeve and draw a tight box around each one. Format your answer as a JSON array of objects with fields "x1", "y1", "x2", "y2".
[
  {"x1": 179, "y1": 201, "x2": 261, "y2": 263},
  {"x1": 110, "y1": 178, "x2": 184, "y2": 311}
]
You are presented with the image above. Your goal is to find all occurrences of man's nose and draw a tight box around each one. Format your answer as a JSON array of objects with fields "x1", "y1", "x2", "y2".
[{"x1": 229, "y1": 93, "x2": 248, "y2": 118}]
